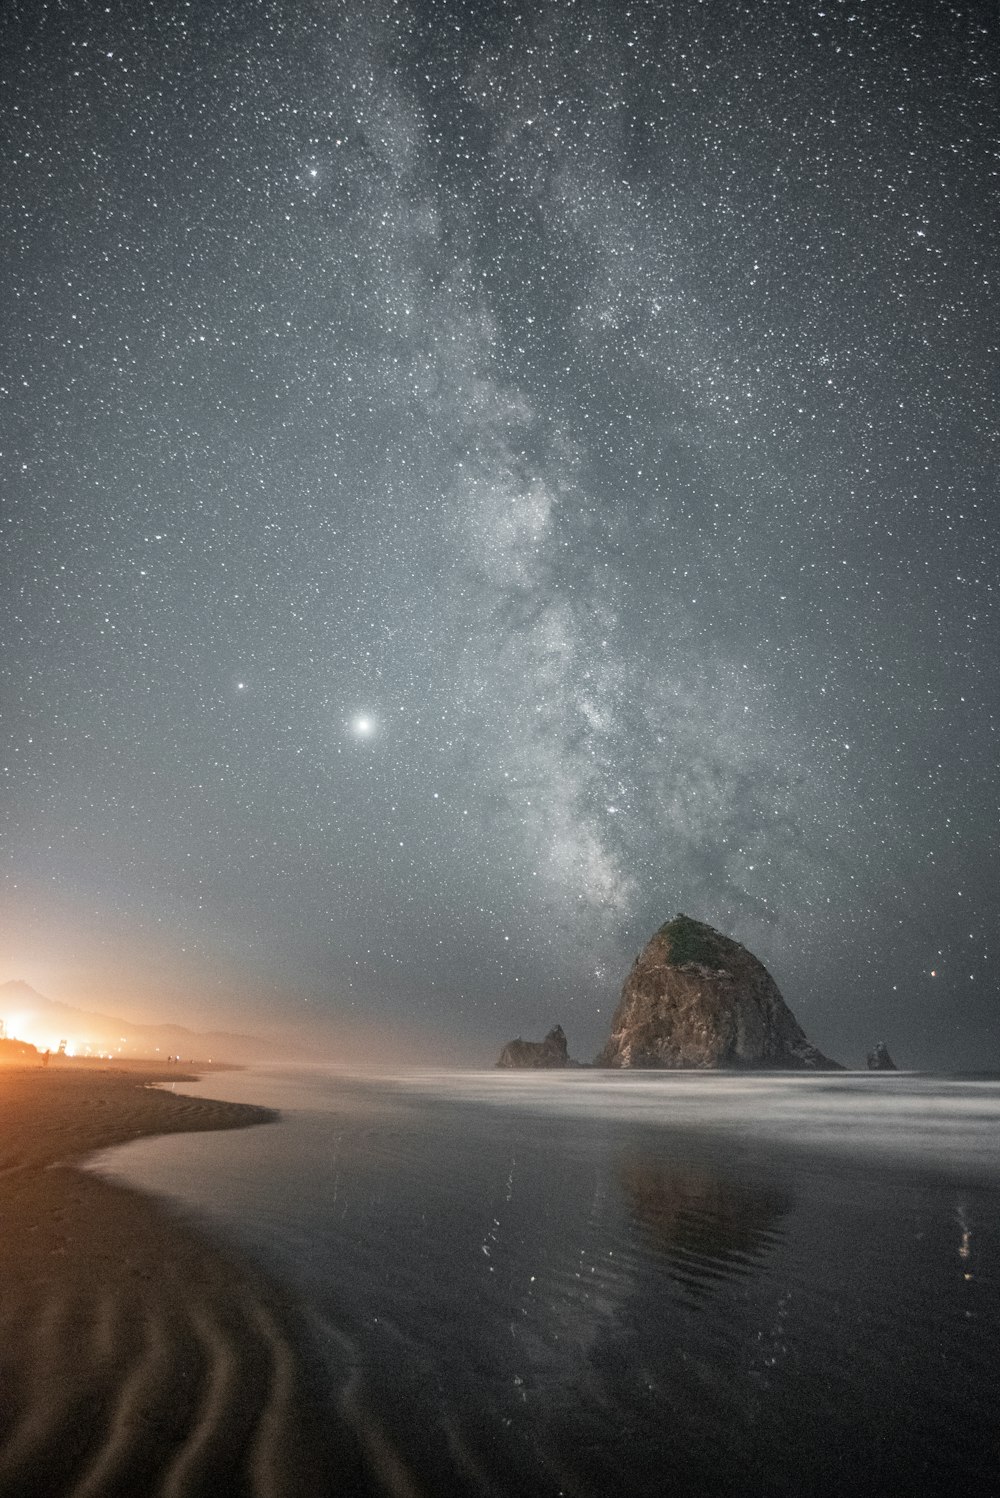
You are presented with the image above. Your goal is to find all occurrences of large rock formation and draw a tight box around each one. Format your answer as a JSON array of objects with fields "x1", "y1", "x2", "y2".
[
  {"x1": 597, "y1": 914, "x2": 841, "y2": 1070},
  {"x1": 496, "y1": 1024, "x2": 570, "y2": 1069},
  {"x1": 867, "y1": 1040, "x2": 897, "y2": 1071}
]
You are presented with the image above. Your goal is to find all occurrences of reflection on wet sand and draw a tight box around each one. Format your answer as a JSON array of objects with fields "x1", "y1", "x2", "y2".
[{"x1": 620, "y1": 1151, "x2": 790, "y2": 1290}]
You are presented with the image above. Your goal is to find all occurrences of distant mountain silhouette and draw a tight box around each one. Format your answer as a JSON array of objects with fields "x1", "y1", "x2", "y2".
[{"x1": 0, "y1": 980, "x2": 301, "y2": 1063}]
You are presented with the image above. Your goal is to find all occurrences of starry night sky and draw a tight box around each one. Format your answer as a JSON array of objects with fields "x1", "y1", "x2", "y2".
[{"x1": 2, "y1": 0, "x2": 997, "y2": 1066}]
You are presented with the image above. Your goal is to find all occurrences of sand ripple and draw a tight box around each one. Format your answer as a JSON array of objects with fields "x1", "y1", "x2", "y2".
[{"x1": 0, "y1": 1067, "x2": 364, "y2": 1497}]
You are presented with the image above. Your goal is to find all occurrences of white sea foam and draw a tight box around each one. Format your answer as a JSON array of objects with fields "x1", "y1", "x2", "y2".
[{"x1": 380, "y1": 1069, "x2": 1000, "y2": 1170}]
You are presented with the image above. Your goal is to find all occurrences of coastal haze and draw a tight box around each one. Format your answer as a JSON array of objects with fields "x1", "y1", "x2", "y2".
[
  {"x1": 2, "y1": 0, "x2": 997, "y2": 1069},
  {"x1": 0, "y1": 977, "x2": 463, "y2": 1068}
]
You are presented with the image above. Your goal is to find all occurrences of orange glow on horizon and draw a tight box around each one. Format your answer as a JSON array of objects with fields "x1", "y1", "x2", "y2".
[{"x1": 1, "y1": 1015, "x2": 122, "y2": 1060}]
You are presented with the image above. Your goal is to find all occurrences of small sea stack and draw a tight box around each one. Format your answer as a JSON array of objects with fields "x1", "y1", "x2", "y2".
[
  {"x1": 598, "y1": 914, "x2": 841, "y2": 1070},
  {"x1": 496, "y1": 1024, "x2": 571, "y2": 1069},
  {"x1": 867, "y1": 1041, "x2": 898, "y2": 1071}
]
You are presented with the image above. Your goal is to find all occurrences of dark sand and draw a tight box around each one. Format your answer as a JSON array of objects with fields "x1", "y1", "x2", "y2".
[{"x1": 0, "y1": 1062, "x2": 363, "y2": 1498}]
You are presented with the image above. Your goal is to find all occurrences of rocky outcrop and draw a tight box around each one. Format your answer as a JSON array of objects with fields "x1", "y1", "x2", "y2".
[
  {"x1": 867, "y1": 1040, "x2": 897, "y2": 1071},
  {"x1": 0, "y1": 1036, "x2": 38, "y2": 1061},
  {"x1": 496, "y1": 1025, "x2": 570, "y2": 1069},
  {"x1": 597, "y1": 914, "x2": 841, "y2": 1070}
]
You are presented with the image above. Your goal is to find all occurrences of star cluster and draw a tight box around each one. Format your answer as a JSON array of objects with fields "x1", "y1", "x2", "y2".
[{"x1": 2, "y1": 0, "x2": 996, "y2": 1064}]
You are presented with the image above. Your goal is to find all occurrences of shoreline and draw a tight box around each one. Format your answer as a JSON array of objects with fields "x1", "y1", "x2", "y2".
[{"x1": 0, "y1": 1062, "x2": 364, "y2": 1498}]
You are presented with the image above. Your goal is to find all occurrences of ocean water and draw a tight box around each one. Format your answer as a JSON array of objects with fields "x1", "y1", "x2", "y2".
[{"x1": 89, "y1": 1069, "x2": 1000, "y2": 1497}]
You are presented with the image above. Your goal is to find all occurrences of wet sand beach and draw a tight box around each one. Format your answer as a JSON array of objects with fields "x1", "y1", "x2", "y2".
[
  {"x1": 93, "y1": 1067, "x2": 1000, "y2": 1498},
  {"x1": 0, "y1": 1062, "x2": 361, "y2": 1498}
]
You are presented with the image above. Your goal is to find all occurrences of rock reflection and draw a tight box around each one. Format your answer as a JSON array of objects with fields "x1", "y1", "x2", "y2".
[
  {"x1": 620, "y1": 1151, "x2": 790, "y2": 1292},
  {"x1": 956, "y1": 1200, "x2": 974, "y2": 1281}
]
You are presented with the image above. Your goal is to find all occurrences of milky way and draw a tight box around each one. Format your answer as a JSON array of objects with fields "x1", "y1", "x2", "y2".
[{"x1": 2, "y1": 0, "x2": 996, "y2": 1064}]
